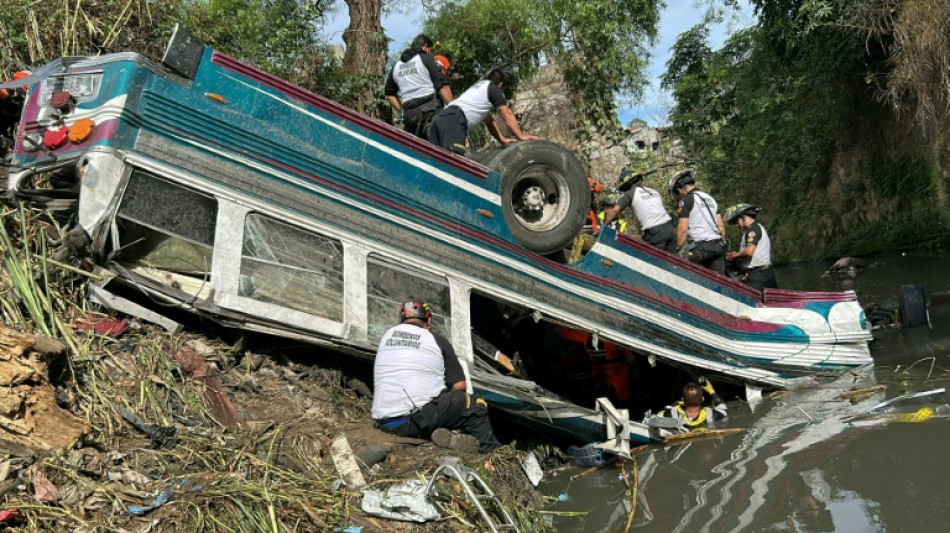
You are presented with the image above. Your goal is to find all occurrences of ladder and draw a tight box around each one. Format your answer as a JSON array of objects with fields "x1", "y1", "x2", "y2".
[{"x1": 426, "y1": 463, "x2": 521, "y2": 533}]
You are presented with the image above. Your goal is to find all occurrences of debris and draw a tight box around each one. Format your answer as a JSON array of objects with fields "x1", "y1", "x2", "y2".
[
  {"x1": 521, "y1": 451, "x2": 543, "y2": 487},
  {"x1": 118, "y1": 407, "x2": 178, "y2": 449},
  {"x1": 823, "y1": 257, "x2": 867, "y2": 279},
  {"x1": 0, "y1": 509, "x2": 24, "y2": 526},
  {"x1": 842, "y1": 388, "x2": 945, "y2": 422},
  {"x1": 330, "y1": 434, "x2": 367, "y2": 490},
  {"x1": 75, "y1": 316, "x2": 130, "y2": 336},
  {"x1": 88, "y1": 283, "x2": 183, "y2": 333},
  {"x1": 660, "y1": 428, "x2": 749, "y2": 445},
  {"x1": 29, "y1": 465, "x2": 60, "y2": 503},
  {"x1": 0, "y1": 323, "x2": 90, "y2": 451},
  {"x1": 355, "y1": 445, "x2": 387, "y2": 469},
  {"x1": 360, "y1": 479, "x2": 441, "y2": 522},
  {"x1": 566, "y1": 443, "x2": 607, "y2": 467},
  {"x1": 173, "y1": 348, "x2": 244, "y2": 429}
]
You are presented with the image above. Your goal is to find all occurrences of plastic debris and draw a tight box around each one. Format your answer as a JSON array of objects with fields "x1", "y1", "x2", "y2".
[
  {"x1": 566, "y1": 443, "x2": 607, "y2": 467},
  {"x1": 338, "y1": 527, "x2": 364, "y2": 533},
  {"x1": 557, "y1": 493, "x2": 569, "y2": 501},
  {"x1": 0, "y1": 509, "x2": 24, "y2": 526},
  {"x1": 29, "y1": 466, "x2": 61, "y2": 503},
  {"x1": 75, "y1": 316, "x2": 130, "y2": 336},
  {"x1": 127, "y1": 479, "x2": 202, "y2": 516},
  {"x1": 521, "y1": 451, "x2": 543, "y2": 487},
  {"x1": 119, "y1": 408, "x2": 178, "y2": 449},
  {"x1": 330, "y1": 434, "x2": 367, "y2": 490},
  {"x1": 361, "y1": 480, "x2": 441, "y2": 522}
]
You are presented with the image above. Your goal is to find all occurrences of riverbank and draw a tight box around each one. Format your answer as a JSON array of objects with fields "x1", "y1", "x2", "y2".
[{"x1": 0, "y1": 207, "x2": 558, "y2": 532}]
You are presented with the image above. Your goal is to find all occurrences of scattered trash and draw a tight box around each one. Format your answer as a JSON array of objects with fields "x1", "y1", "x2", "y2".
[
  {"x1": 29, "y1": 465, "x2": 61, "y2": 503},
  {"x1": 330, "y1": 434, "x2": 367, "y2": 490},
  {"x1": 521, "y1": 451, "x2": 543, "y2": 487},
  {"x1": 127, "y1": 478, "x2": 202, "y2": 516},
  {"x1": 355, "y1": 445, "x2": 387, "y2": 469},
  {"x1": 75, "y1": 316, "x2": 130, "y2": 336},
  {"x1": 566, "y1": 443, "x2": 607, "y2": 467},
  {"x1": 842, "y1": 388, "x2": 945, "y2": 422},
  {"x1": 557, "y1": 493, "x2": 569, "y2": 501},
  {"x1": 0, "y1": 509, "x2": 24, "y2": 526},
  {"x1": 337, "y1": 527, "x2": 364, "y2": 533},
  {"x1": 173, "y1": 348, "x2": 244, "y2": 429},
  {"x1": 823, "y1": 256, "x2": 867, "y2": 279},
  {"x1": 361, "y1": 479, "x2": 441, "y2": 522},
  {"x1": 119, "y1": 407, "x2": 178, "y2": 449}
]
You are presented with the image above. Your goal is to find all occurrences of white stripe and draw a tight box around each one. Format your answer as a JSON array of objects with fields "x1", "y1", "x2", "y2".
[{"x1": 224, "y1": 73, "x2": 502, "y2": 205}]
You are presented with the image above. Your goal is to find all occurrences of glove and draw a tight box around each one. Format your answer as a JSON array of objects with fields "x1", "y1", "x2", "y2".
[{"x1": 697, "y1": 375, "x2": 716, "y2": 395}]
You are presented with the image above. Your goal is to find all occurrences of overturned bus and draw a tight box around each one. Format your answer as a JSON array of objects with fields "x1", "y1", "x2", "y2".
[{"x1": 2, "y1": 26, "x2": 873, "y2": 446}]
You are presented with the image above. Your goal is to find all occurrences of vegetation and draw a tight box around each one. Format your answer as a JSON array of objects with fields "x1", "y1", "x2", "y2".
[
  {"x1": 661, "y1": 0, "x2": 950, "y2": 261},
  {"x1": 421, "y1": 0, "x2": 661, "y2": 140}
]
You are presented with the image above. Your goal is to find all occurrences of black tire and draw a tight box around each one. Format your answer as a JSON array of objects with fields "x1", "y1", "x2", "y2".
[
  {"x1": 478, "y1": 140, "x2": 588, "y2": 255},
  {"x1": 898, "y1": 284, "x2": 929, "y2": 328}
]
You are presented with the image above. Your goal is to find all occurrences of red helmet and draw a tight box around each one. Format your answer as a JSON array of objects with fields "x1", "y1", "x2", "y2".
[
  {"x1": 588, "y1": 177, "x2": 602, "y2": 193},
  {"x1": 434, "y1": 55, "x2": 451, "y2": 77},
  {"x1": 399, "y1": 301, "x2": 431, "y2": 322}
]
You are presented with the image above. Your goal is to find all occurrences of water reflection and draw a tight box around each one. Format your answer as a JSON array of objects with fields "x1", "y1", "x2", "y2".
[{"x1": 544, "y1": 251, "x2": 950, "y2": 532}]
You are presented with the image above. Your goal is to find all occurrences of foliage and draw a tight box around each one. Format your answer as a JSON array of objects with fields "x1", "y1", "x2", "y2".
[
  {"x1": 661, "y1": 0, "x2": 949, "y2": 261},
  {"x1": 0, "y1": 0, "x2": 353, "y2": 106},
  {"x1": 421, "y1": 0, "x2": 661, "y2": 138}
]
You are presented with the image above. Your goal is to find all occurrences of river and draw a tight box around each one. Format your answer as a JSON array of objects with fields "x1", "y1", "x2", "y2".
[{"x1": 542, "y1": 250, "x2": 950, "y2": 532}]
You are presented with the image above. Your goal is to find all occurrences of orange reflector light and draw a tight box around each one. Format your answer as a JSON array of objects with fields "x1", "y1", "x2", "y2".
[
  {"x1": 477, "y1": 209, "x2": 494, "y2": 218},
  {"x1": 602, "y1": 259, "x2": 614, "y2": 267},
  {"x1": 205, "y1": 92, "x2": 227, "y2": 104},
  {"x1": 739, "y1": 315, "x2": 751, "y2": 321},
  {"x1": 43, "y1": 126, "x2": 69, "y2": 149},
  {"x1": 68, "y1": 118, "x2": 95, "y2": 143}
]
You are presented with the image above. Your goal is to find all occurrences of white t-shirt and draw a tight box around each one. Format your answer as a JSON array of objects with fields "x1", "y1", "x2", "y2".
[
  {"x1": 391, "y1": 54, "x2": 436, "y2": 102},
  {"x1": 678, "y1": 190, "x2": 721, "y2": 243},
  {"x1": 619, "y1": 186, "x2": 671, "y2": 230},
  {"x1": 371, "y1": 323, "x2": 447, "y2": 420},
  {"x1": 446, "y1": 80, "x2": 507, "y2": 131}
]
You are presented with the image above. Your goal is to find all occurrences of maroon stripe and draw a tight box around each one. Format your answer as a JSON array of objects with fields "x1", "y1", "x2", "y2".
[{"x1": 210, "y1": 51, "x2": 490, "y2": 180}]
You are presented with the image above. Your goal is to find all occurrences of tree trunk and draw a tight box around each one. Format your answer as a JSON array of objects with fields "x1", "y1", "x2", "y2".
[{"x1": 342, "y1": 0, "x2": 386, "y2": 117}]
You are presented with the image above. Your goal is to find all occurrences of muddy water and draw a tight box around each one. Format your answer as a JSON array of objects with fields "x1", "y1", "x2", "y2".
[{"x1": 542, "y1": 250, "x2": 950, "y2": 532}]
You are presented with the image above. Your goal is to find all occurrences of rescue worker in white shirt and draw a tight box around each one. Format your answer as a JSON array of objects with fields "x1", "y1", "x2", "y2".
[
  {"x1": 384, "y1": 34, "x2": 454, "y2": 139},
  {"x1": 657, "y1": 377, "x2": 727, "y2": 432},
  {"x1": 371, "y1": 301, "x2": 501, "y2": 453},
  {"x1": 725, "y1": 203, "x2": 779, "y2": 291},
  {"x1": 602, "y1": 169, "x2": 677, "y2": 253},
  {"x1": 428, "y1": 68, "x2": 539, "y2": 155},
  {"x1": 597, "y1": 192, "x2": 627, "y2": 234},
  {"x1": 669, "y1": 169, "x2": 727, "y2": 273}
]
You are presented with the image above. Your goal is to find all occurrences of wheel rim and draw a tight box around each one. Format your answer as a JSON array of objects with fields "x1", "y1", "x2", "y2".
[{"x1": 509, "y1": 164, "x2": 572, "y2": 232}]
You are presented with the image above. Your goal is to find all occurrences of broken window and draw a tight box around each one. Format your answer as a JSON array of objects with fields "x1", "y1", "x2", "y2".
[
  {"x1": 366, "y1": 256, "x2": 451, "y2": 343},
  {"x1": 239, "y1": 213, "x2": 344, "y2": 321},
  {"x1": 115, "y1": 171, "x2": 215, "y2": 274}
]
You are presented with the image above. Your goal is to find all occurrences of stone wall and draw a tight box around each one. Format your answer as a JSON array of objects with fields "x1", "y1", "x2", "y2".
[{"x1": 509, "y1": 64, "x2": 682, "y2": 189}]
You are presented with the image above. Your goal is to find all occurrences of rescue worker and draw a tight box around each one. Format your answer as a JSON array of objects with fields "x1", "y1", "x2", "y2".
[
  {"x1": 597, "y1": 192, "x2": 627, "y2": 234},
  {"x1": 428, "y1": 68, "x2": 538, "y2": 155},
  {"x1": 586, "y1": 177, "x2": 603, "y2": 235},
  {"x1": 670, "y1": 169, "x2": 727, "y2": 273},
  {"x1": 371, "y1": 300, "x2": 501, "y2": 453},
  {"x1": 725, "y1": 203, "x2": 778, "y2": 291},
  {"x1": 602, "y1": 169, "x2": 677, "y2": 252},
  {"x1": 658, "y1": 377, "x2": 727, "y2": 431},
  {"x1": 384, "y1": 34, "x2": 454, "y2": 139}
]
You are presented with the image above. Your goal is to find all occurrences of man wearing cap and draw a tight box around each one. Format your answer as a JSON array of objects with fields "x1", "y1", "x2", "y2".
[
  {"x1": 669, "y1": 169, "x2": 727, "y2": 273},
  {"x1": 428, "y1": 67, "x2": 538, "y2": 155},
  {"x1": 602, "y1": 169, "x2": 677, "y2": 253},
  {"x1": 725, "y1": 204, "x2": 778, "y2": 290},
  {"x1": 372, "y1": 300, "x2": 501, "y2": 453},
  {"x1": 384, "y1": 34, "x2": 454, "y2": 139}
]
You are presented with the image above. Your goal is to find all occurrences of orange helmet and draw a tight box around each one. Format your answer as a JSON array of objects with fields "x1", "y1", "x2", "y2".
[
  {"x1": 588, "y1": 177, "x2": 603, "y2": 193},
  {"x1": 434, "y1": 55, "x2": 451, "y2": 77}
]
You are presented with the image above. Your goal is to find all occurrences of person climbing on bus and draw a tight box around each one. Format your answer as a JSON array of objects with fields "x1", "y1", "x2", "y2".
[
  {"x1": 385, "y1": 34, "x2": 454, "y2": 139},
  {"x1": 428, "y1": 67, "x2": 539, "y2": 155},
  {"x1": 670, "y1": 169, "x2": 727, "y2": 273},
  {"x1": 725, "y1": 203, "x2": 778, "y2": 291},
  {"x1": 602, "y1": 168, "x2": 676, "y2": 252},
  {"x1": 657, "y1": 376, "x2": 727, "y2": 431},
  {"x1": 371, "y1": 300, "x2": 502, "y2": 453}
]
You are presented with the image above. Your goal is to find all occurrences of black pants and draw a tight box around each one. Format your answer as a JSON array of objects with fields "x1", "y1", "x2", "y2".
[
  {"x1": 376, "y1": 390, "x2": 501, "y2": 452},
  {"x1": 685, "y1": 240, "x2": 726, "y2": 274},
  {"x1": 403, "y1": 95, "x2": 440, "y2": 139},
  {"x1": 643, "y1": 220, "x2": 678, "y2": 254},
  {"x1": 741, "y1": 266, "x2": 778, "y2": 291},
  {"x1": 428, "y1": 106, "x2": 468, "y2": 154}
]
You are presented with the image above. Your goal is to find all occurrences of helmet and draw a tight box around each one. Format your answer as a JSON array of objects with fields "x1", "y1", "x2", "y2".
[
  {"x1": 668, "y1": 169, "x2": 695, "y2": 196},
  {"x1": 399, "y1": 300, "x2": 431, "y2": 322},
  {"x1": 588, "y1": 177, "x2": 603, "y2": 193},
  {"x1": 603, "y1": 192, "x2": 622, "y2": 206},
  {"x1": 618, "y1": 168, "x2": 643, "y2": 191},
  {"x1": 434, "y1": 55, "x2": 451, "y2": 77},
  {"x1": 725, "y1": 203, "x2": 760, "y2": 225}
]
